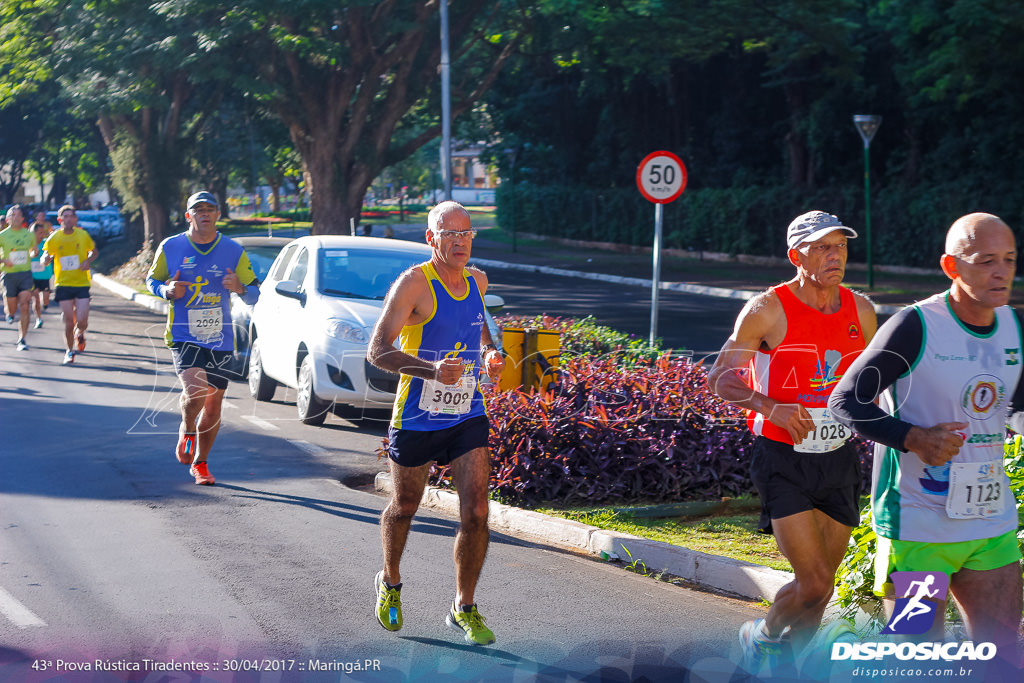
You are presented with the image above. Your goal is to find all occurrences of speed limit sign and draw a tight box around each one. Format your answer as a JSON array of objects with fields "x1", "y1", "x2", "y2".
[{"x1": 636, "y1": 151, "x2": 687, "y2": 204}]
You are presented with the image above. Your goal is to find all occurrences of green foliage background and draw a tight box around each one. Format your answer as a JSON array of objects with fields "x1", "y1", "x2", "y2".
[{"x1": 487, "y1": 0, "x2": 1024, "y2": 267}]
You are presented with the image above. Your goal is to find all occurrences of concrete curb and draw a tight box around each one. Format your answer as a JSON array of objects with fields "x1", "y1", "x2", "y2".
[
  {"x1": 93, "y1": 273, "x2": 168, "y2": 315},
  {"x1": 375, "y1": 472, "x2": 793, "y2": 603}
]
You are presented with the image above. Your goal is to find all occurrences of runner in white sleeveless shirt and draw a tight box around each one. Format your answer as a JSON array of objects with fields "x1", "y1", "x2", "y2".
[{"x1": 831, "y1": 213, "x2": 1024, "y2": 673}]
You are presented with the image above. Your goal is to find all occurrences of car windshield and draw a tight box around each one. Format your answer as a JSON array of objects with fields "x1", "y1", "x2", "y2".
[
  {"x1": 246, "y1": 245, "x2": 285, "y2": 282},
  {"x1": 318, "y1": 247, "x2": 424, "y2": 300}
]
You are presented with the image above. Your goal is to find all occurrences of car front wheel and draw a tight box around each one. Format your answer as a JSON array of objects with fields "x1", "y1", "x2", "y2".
[
  {"x1": 297, "y1": 354, "x2": 331, "y2": 426},
  {"x1": 248, "y1": 338, "x2": 277, "y2": 401}
]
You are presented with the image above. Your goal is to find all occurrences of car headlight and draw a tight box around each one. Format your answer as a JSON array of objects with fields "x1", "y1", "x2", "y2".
[{"x1": 325, "y1": 318, "x2": 369, "y2": 343}]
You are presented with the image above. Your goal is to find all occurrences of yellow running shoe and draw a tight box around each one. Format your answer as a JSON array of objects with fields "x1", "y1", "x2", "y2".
[
  {"x1": 446, "y1": 602, "x2": 495, "y2": 646},
  {"x1": 374, "y1": 570, "x2": 402, "y2": 631}
]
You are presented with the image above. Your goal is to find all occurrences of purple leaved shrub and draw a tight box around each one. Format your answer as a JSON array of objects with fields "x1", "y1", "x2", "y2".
[
  {"x1": 430, "y1": 353, "x2": 755, "y2": 507},
  {"x1": 424, "y1": 322, "x2": 875, "y2": 508}
]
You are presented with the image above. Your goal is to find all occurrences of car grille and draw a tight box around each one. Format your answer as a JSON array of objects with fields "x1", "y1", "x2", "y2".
[{"x1": 365, "y1": 360, "x2": 400, "y2": 395}]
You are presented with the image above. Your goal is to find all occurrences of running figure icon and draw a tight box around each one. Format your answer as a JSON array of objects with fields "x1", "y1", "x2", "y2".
[{"x1": 887, "y1": 574, "x2": 939, "y2": 630}]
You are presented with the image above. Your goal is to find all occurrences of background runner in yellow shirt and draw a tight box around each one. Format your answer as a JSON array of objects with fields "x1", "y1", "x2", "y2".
[{"x1": 42, "y1": 205, "x2": 98, "y2": 365}]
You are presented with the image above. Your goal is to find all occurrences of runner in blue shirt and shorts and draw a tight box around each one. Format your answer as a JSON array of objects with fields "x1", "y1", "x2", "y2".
[{"x1": 146, "y1": 191, "x2": 260, "y2": 486}]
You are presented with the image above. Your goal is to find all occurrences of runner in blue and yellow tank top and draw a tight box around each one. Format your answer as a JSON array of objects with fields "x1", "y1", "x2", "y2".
[
  {"x1": 367, "y1": 201, "x2": 503, "y2": 646},
  {"x1": 146, "y1": 191, "x2": 260, "y2": 487},
  {"x1": 390, "y1": 260, "x2": 489, "y2": 429}
]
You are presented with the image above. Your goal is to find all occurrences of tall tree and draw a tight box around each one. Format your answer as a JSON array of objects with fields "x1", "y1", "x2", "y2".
[
  {"x1": 188, "y1": 0, "x2": 520, "y2": 233},
  {"x1": 2, "y1": 1, "x2": 230, "y2": 246}
]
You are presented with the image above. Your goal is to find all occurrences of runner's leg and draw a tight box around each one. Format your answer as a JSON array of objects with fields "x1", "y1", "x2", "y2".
[
  {"x1": 950, "y1": 562, "x2": 1022, "y2": 666},
  {"x1": 448, "y1": 446, "x2": 491, "y2": 607},
  {"x1": 380, "y1": 460, "x2": 431, "y2": 586},
  {"x1": 16, "y1": 289, "x2": 31, "y2": 339},
  {"x1": 194, "y1": 383, "x2": 226, "y2": 464},
  {"x1": 59, "y1": 298, "x2": 75, "y2": 350},
  {"x1": 177, "y1": 366, "x2": 210, "y2": 460},
  {"x1": 765, "y1": 509, "x2": 852, "y2": 652},
  {"x1": 74, "y1": 296, "x2": 90, "y2": 339}
]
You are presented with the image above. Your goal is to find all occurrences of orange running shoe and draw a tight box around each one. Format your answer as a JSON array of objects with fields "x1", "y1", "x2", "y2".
[
  {"x1": 76, "y1": 332, "x2": 86, "y2": 352},
  {"x1": 189, "y1": 462, "x2": 215, "y2": 485},
  {"x1": 177, "y1": 432, "x2": 197, "y2": 465}
]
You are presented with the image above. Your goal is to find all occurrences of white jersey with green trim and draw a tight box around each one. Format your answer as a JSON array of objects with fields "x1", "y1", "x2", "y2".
[{"x1": 872, "y1": 292, "x2": 1022, "y2": 542}]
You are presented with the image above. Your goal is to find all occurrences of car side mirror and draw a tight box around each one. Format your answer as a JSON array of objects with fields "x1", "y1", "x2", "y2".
[
  {"x1": 483, "y1": 294, "x2": 505, "y2": 315},
  {"x1": 275, "y1": 280, "x2": 306, "y2": 305}
]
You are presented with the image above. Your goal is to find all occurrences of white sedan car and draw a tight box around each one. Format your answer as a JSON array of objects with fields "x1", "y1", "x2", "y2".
[{"x1": 247, "y1": 235, "x2": 438, "y2": 425}]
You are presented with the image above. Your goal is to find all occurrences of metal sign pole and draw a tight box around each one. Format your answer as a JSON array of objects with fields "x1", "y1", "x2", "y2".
[
  {"x1": 636, "y1": 150, "x2": 686, "y2": 348},
  {"x1": 650, "y1": 203, "x2": 663, "y2": 346}
]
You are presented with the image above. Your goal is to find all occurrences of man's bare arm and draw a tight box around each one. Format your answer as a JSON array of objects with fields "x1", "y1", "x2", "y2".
[
  {"x1": 707, "y1": 292, "x2": 815, "y2": 443},
  {"x1": 366, "y1": 268, "x2": 464, "y2": 385}
]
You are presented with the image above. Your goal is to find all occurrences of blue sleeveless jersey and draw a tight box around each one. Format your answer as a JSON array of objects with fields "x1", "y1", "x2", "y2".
[
  {"x1": 152, "y1": 233, "x2": 252, "y2": 351},
  {"x1": 391, "y1": 263, "x2": 488, "y2": 430}
]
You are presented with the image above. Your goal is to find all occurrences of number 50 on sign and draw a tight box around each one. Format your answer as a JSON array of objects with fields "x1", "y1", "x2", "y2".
[{"x1": 636, "y1": 151, "x2": 687, "y2": 204}]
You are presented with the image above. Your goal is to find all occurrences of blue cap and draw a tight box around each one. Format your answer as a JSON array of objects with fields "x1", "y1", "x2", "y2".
[{"x1": 186, "y1": 191, "x2": 218, "y2": 211}]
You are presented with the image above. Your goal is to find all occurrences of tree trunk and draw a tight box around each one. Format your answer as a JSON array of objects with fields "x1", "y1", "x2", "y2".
[
  {"x1": 782, "y1": 81, "x2": 813, "y2": 188},
  {"x1": 268, "y1": 181, "x2": 281, "y2": 212},
  {"x1": 141, "y1": 201, "x2": 171, "y2": 249},
  {"x1": 296, "y1": 130, "x2": 367, "y2": 235},
  {"x1": 212, "y1": 179, "x2": 230, "y2": 220},
  {"x1": 48, "y1": 174, "x2": 68, "y2": 207}
]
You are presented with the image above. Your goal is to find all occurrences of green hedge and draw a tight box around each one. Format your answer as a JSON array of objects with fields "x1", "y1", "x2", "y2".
[{"x1": 496, "y1": 181, "x2": 1024, "y2": 268}]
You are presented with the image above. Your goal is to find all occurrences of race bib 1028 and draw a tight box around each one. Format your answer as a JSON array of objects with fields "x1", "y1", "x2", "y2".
[{"x1": 793, "y1": 407, "x2": 851, "y2": 454}]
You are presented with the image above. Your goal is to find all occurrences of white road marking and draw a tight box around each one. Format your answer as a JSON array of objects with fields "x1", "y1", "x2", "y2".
[
  {"x1": 240, "y1": 415, "x2": 280, "y2": 431},
  {"x1": 289, "y1": 440, "x2": 328, "y2": 457},
  {"x1": 0, "y1": 585, "x2": 46, "y2": 628}
]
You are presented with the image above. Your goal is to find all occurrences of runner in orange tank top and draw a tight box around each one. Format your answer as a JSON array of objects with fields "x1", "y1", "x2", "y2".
[{"x1": 708, "y1": 211, "x2": 877, "y2": 676}]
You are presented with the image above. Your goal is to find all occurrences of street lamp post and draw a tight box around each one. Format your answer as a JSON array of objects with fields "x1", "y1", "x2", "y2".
[{"x1": 853, "y1": 114, "x2": 881, "y2": 289}]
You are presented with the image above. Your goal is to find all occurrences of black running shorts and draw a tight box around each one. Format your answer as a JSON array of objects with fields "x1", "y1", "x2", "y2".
[
  {"x1": 54, "y1": 285, "x2": 91, "y2": 302},
  {"x1": 170, "y1": 341, "x2": 235, "y2": 391},
  {"x1": 1, "y1": 270, "x2": 34, "y2": 298},
  {"x1": 749, "y1": 436, "x2": 861, "y2": 534}
]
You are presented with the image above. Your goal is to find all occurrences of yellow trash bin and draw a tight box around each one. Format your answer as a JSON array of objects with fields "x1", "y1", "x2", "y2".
[{"x1": 498, "y1": 327, "x2": 561, "y2": 392}]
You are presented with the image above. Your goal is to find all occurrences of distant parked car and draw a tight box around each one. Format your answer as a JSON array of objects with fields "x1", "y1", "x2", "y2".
[
  {"x1": 45, "y1": 208, "x2": 124, "y2": 244},
  {"x1": 247, "y1": 235, "x2": 439, "y2": 425},
  {"x1": 227, "y1": 236, "x2": 295, "y2": 378}
]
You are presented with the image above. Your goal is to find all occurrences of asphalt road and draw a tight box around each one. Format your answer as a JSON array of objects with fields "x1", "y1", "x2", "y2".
[
  {"x1": 388, "y1": 223, "x2": 745, "y2": 358},
  {"x1": 0, "y1": 288, "x2": 761, "y2": 682},
  {"x1": 484, "y1": 268, "x2": 743, "y2": 358}
]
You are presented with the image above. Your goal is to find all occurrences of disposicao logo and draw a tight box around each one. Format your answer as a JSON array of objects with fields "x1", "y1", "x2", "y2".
[
  {"x1": 831, "y1": 571, "x2": 997, "y2": 662},
  {"x1": 881, "y1": 571, "x2": 948, "y2": 635}
]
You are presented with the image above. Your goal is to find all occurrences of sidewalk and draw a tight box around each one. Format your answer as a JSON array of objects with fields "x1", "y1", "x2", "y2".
[{"x1": 374, "y1": 472, "x2": 793, "y2": 603}]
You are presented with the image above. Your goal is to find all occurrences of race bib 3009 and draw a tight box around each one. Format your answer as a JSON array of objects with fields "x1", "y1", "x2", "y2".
[{"x1": 418, "y1": 375, "x2": 477, "y2": 416}]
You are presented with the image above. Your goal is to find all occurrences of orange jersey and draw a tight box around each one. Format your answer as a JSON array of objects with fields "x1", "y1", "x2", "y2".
[{"x1": 747, "y1": 284, "x2": 866, "y2": 444}]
